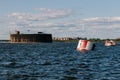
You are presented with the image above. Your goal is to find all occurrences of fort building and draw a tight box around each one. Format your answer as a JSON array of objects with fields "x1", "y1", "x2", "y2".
[{"x1": 10, "y1": 31, "x2": 52, "y2": 43}]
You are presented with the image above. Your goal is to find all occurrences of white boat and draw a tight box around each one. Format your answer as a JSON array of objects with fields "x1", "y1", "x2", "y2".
[{"x1": 105, "y1": 40, "x2": 116, "y2": 46}]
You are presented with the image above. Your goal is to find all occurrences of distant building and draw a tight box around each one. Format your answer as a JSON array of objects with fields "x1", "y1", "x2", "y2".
[
  {"x1": 10, "y1": 31, "x2": 52, "y2": 43},
  {"x1": 53, "y1": 37, "x2": 71, "y2": 41},
  {"x1": 53, "y1": 37, "x2": 81, "y2": 41}
]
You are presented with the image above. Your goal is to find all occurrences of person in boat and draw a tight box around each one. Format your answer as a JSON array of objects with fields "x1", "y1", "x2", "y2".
[
  {"x1": 105, "y1": 39, "x2": 110, "y2": 43},
  {"x1": 110, "y1": 40, "x2": 116, "y2": 45}
]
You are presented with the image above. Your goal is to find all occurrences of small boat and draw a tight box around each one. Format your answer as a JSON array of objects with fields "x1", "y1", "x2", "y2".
[{"x1": 105, "y1": 39, "x2": 116, "y2": 46}]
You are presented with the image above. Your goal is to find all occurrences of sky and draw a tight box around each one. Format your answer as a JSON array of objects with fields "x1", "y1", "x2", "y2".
[{"x1": 0, "y1": 0, "x2": 120, "y2": 39}]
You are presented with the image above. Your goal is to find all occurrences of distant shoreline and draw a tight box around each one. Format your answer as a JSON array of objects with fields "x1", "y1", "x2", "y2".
[
  {"x1": 1, "y1": 38, "x2": 120, "y2": 43},
  {"x1": 0, "y1": 40, "x2": 9, "y2": 42}
]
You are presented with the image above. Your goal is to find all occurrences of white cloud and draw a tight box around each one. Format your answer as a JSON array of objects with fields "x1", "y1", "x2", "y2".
[
  {"x1": 8, "y1": 8, "x2": 73, "y2": 21},
  {"x1": 77, "y1": 17, "x2": 120, "y2": 25},
  {"x1": 1, "y1": 8, "x2": 120, "y2": 39}
]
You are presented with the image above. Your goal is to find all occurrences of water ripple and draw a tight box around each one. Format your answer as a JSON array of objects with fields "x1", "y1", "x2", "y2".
[{"x1": 0, "y1": 42, "x2": 120, "y2": 80}]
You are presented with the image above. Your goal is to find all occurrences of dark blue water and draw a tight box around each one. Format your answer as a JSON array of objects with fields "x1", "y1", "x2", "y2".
[{"x1": 0, "y1": 42, "x2": 120, "y2": 80}]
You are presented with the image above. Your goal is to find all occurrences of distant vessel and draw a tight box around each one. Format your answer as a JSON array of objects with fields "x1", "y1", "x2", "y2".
[
  {"x1": 10, "y1": 31, "x2": 52, "y2": 43},
  {"x1": 105, "y1": 39, "x2": 116, "y2": 46}
]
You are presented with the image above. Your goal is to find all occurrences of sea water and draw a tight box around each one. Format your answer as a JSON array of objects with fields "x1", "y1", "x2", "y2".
[{"x1": 0, "y1": 42, "x2": 120, "y2": 80}]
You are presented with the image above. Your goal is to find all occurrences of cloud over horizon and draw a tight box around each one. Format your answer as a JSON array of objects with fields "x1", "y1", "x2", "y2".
[
  {"x1": 9, "y1": 8, "x2": 73, "y2": 21},
  {"x1": 1, "y1": 8, "x2": 120, "y2": 39}
]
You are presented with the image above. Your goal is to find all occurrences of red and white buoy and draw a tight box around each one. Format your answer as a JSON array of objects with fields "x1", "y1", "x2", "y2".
[{"x1": 76, "y1": 39, "x2": 95, "y2": 52}]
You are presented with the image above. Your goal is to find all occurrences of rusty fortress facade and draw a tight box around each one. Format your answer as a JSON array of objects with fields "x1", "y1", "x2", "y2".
[{"x1": 10, "y1": 31, "x2": 52, "y2": 43}]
